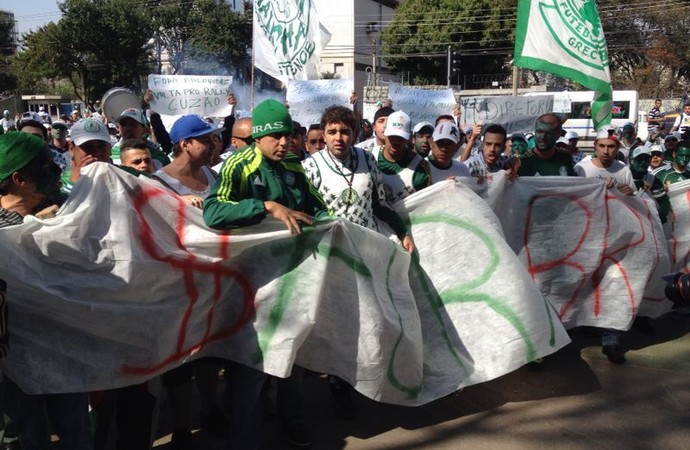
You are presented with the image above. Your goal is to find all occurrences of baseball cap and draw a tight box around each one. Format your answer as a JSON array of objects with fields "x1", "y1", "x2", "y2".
[
  {"x1": 665, "y1": 133, "x2": 679, "y2": 142},
  {"x1": 170, "y1": 115, "x2": 215, "y2": 144},
  {"x1": 51, "y1": 121, "x2": 68, "y2": 139},
  {"x1": 565, "y1": 130, "x2": 579, "y2": 140},
  {"x1": 556, "y1": 136, "x2": 570, "y2": 145},
  {"x1": 432, "y1": 122, "x2": 460, "y2": 144},
  {"x1": 510, "y1": 132, "x2": 527, "y2": 143},
  {"x1": 70, "y1": 118, "x2": 112, "y2": 146},
  {"x1": 631, "y1": 146, "x2": 652, "y2": 159},
  {"x1": 412, "y1": 122, "x2": 434, "y2": 135},
  {"x1": 595, "y1": 127, "x2": 619, "y2": 143},
  {"x1": 116, "y1": 108, "x2": 147, "y2": 126},
  {"x1": 384, "y1": 111, "x2": 411, "y2": 140},
  {"x1": 650, "y1": 144, "x2": 663, "y2": 155}
]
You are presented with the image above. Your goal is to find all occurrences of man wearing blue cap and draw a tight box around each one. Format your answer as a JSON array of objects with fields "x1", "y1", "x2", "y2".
[{"x1": 153, "y1": 115, "x2": 217, "y2": 210}]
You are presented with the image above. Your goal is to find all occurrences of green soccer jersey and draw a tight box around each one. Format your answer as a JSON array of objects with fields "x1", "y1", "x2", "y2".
[
  {"x1": 654, "y1": 166, "x2": 690, "y2": 186},
  {"x1": 204, "y1": 146, "x2": 330, "y2": 230},
  {"x1": 518, "y1": 149, "x2": 577, "y2": 176}
]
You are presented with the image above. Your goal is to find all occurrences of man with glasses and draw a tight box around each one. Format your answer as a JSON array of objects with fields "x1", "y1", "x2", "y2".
[{"x1": 231, "y1": 117, "x2": 254, "y2": 151}]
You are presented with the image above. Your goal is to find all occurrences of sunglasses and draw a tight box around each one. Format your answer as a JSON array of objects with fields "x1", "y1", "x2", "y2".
[{"x1": 233, "y1": 135, "x2": 253, "y2": 144}]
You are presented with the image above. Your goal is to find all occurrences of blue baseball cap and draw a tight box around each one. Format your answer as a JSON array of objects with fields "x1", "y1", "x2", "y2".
[{"x1": 169, "y1": 115, "x2": 215, "y2": 144}]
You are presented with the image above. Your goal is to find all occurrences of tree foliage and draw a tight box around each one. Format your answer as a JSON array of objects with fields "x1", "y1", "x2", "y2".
[
  {"x1": 0, "y1": 13, "x2": 17, "y2": 92},
  {"x1": 10, "y1": 0, "x2": 252, "y2": 102},
  {"x1": 380, "y1": 0, "x2": 516, "y2": 86},
  {"x1": 600, "y1": 0, "x2": 690, "y2": 96}
]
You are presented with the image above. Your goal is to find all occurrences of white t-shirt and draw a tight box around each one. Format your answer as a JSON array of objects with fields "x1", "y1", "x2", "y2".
[
  {"x1": 574, "y1": 158, "x2": 635, "y2": 190},
  {"x1": 673, "y1": 113, "x2": 690, "y2": 134},
  {"x1": 153, "y1": 165, "x2": 216, "y2": 198},
  {"x1": 426, "y1": 158, "x2": 470, "y2": 183}
]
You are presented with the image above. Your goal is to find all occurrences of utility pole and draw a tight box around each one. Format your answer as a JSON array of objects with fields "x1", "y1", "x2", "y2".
[{"x1": 446, "y1": 46, "x2": 451, "y2": 88}]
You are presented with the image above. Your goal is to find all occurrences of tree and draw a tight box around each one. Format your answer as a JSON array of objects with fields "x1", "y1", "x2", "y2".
[
  {"x1": 185, "y1": 0, "x2": 252, "y2": 80},
  {"x1": 0, "y1": 13, "x2": 17, "y2": 92},
  {"x1": 55, "y1": 0, "x2": 153, "y2": 104},
  {"x1": 150, "y1": 0, "x2": 196, "y2": 75},
  {"x1": 380, "y1": 0, "x2": 516, "y2": 86},
  {"x1": 595, "y1": 0, "x2": 690, "y2": 96},
  {"x1": 10, "y1": 23, "x2": 64, "y2": 94}
]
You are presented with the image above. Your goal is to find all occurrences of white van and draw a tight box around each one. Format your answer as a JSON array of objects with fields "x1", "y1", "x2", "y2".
[{"x1": 557, "y1": 90, "x2": 643, "y2": 145}]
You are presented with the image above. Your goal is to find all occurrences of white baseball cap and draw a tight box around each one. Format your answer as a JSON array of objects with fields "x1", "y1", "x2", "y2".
[
  {"x1": 70, "y1": 118, "x2": 112, "y2": 146},
  {"x1": 565, "y1": 130, "x2": 579, "y2": 140},
  {"x1": 412, "y1": 122, "x2": 434, "y2": 135},
  {"x1": 432, "y1": 122, "x2": 460, "y2": 144},
  {"x1": 384, "y1": 111, "x2": 411, "y2": 140}
]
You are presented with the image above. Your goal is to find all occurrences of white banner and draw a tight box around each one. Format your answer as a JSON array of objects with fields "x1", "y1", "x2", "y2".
[
  {"x1": 286, "y1": 78, "x2": 354, "y2": 127},
  {"x1": 253, "y1": 0, "x2": 331, "y2": 84},
  {"x1": 458, "y1": 95, "x2": 554, "y2": 133},
  {"x1": 461, "y1": 172, "x2": 672, "y2": 327},
  {"x1": 665, "y1": 179, "x2": 690, "y2": 274},
  {"x1": 0, "y1": 165, "x2": 569, "y2": 405},
  {"x1": 386, "y1": 82, "x2": 457, "y2": 127},
  {"x1": 147, "y1": 74, "x2": 234, "y2": 118}
]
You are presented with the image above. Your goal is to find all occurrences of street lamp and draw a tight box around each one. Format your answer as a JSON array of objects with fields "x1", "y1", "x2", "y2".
[{"x1": 366, "y1": 22, "x2": 379, "y2": 85}]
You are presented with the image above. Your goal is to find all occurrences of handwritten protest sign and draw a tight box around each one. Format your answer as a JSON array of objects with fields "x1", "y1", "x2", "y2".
[
  {"x1": 459, "y1": 95, "x2": 554, "y2": 133},
  {"x1": 148, "y1": 74, "x2": 234, "y2": 117},
  {"x1": 387, "y1": 82, "x2": 457, "y2": 127},
  {"x1": 286, "y1": 78, "x2": 354, "y2": 127}
]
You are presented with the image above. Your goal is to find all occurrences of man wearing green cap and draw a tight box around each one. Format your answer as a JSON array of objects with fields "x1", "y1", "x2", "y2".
[
  {"x1": 0, "y1": 133, "x2": 92, "y2": 449},
  {"x1": 204, "y1": 98, "x2": 328, "y2": 449}
]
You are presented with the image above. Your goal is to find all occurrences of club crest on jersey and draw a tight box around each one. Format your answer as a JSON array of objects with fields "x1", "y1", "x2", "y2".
[{"x1": 284, "y1": 172, "x2": 296, "y2": 186}]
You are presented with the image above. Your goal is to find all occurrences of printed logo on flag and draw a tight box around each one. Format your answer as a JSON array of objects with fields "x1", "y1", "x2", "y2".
[
  {"x1": 255, "y1": 0, "x2": 316, "y2": 77},
  {"x1": 539, "y1": 0, "x2": 608, "y2": 70}
]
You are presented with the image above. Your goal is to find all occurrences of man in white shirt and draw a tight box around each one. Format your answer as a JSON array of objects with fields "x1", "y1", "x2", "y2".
[
  {"x1": 426, "y1": 122, "x2": 470, "y2": 182},
  {"x1": 575, "y1": 128, "x2": 635, "y2": 195}
]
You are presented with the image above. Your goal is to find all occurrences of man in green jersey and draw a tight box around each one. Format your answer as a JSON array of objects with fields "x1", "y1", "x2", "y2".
[
  {"x1": 204, "y1": 99, "x2": 328, "y2": 449},
  {"x1": 518, "y1": 113, "x2": 577, "y2": 177},
  {"x1": 372, "y1": 110, "x2": 432, "y2": 204},
  {"x1": 653, "y1": 140, "x2": 690, "y2": 186}
]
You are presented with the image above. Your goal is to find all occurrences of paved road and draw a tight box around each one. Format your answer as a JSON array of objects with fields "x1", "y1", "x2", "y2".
[{"x1": 150, "y1": 312, "x2": 690, "y2": 450}]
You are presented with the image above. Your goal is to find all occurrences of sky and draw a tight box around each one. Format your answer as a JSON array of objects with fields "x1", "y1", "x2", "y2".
[{"x1": 2, "y1": 0, "x2": 62, "y2": 36}]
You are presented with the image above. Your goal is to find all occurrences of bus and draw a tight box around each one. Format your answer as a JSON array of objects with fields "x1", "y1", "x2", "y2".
[{"x1": 557, "y1": 90, "x2": 643, "y2": 145}]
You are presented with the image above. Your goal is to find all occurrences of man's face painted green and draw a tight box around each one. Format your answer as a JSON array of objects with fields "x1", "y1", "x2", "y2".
[
  {"x1": 631, "y1": 155, "x2": 651, "y2": 173},
  {"x1": 511, "y1": 140, "x2": 528, "y2": 156},
  {"x1": 675, "y1": 147, "x2": 690, "y2": 168}
]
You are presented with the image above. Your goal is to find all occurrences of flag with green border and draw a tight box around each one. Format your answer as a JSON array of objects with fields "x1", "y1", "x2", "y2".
[{"x1": 514, "y1": 0, "x2": 613, "y2": 130}]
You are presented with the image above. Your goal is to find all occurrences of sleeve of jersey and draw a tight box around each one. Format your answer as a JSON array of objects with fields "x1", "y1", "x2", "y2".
[
  {"x1": 203, "y1": 157, "x2": 267, "y2": 230},
  {"x1": 285, "y1": 159, "x2": 330, "y2": 220},
  {"x1": 412, "y1": 160, "x2": 433, "y2": 191},
  {"x1": 370, "y1": 160, "x2": 409, "y2": 238}
]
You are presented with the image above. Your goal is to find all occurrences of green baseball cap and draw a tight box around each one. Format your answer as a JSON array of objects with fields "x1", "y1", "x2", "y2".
[{"x1": 0, "y1": 133, "x2": 53, "y2": 181}]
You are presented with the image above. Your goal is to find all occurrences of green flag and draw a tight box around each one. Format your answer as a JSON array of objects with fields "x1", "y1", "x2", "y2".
[{"x1": 514, "y1": 0, "x2": 613, "y2": 130}]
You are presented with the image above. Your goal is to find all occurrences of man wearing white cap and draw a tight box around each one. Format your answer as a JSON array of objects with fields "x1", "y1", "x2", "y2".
[
  {"x1": 629, "y1": 145, "x2": 669, "y2": 224},
  {"x1": 411, "y1": 122, "x2": 434, "y2": 158},
  {"x1": 371, "y1": 110, "x2": 431, "y2": 204},
  {"x1": 63, "y1": 118, "x2": 113, "y2": 192},
  {"x1": 563, "y1": 130, "x2": 585, "y2": 165},
  {"x1": 426, "y1": 122, "x2": 470, "y2": 183},
  {"x1": 111, "y1": 108, "x2": 170, "y2": 169}
]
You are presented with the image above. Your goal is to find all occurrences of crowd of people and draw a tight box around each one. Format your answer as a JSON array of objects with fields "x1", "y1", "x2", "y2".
[{"x1": 0, "y1": 91, "x2": 688, "y2": 450}]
